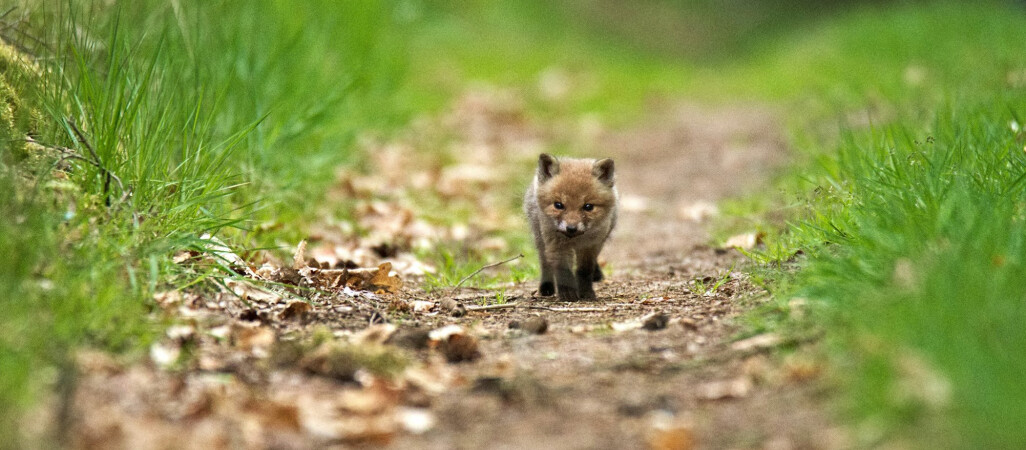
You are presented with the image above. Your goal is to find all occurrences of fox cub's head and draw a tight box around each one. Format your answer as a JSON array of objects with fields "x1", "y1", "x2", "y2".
[{"x1": 535, "y1": 153, "x2": 616, "y2": 238}]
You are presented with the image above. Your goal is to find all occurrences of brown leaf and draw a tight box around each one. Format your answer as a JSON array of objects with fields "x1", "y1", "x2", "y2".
[
  {"x1": 338, "y1": 382, "x2": 401, "y2": 415},
  {"x1": 292, "y1": 240, "x2": 308, "y2": 270},
  {"x1": 695, "y1": 377, "x2": 753, "y2": 401},
  {"x1": 411, "y1": 300, "x2": 435, "y2": 313},
  {"x1": 243, "y1": 398, "x2": 301, "y2": 433},
  {"x1": 783, "y1": 355, "x2": 823, "y2": 383},
  {"x1": 648, "y1": 423, "x2": 695, "y2": 450},
  {"x1": 279, "y1": 301, "x2": 313, "y2": 321},
  {"x1": 435, "y1": 332, "x2": 480, "y2": 363},
  {"x1": 429, "y1": 325, "x2": 481, "y2": 362},
  {"x1": 295, "y1": 390, "x2": 397, "y2": 444},
  {"x1": 153, "y1": 291, "x2": 182, "y2": 309},
  {"x1": 232, "y1": 323, "x2": 276, "y2": 357},
  {"x1": 367, "y1": 262, "x2": 403, "y2": 294}
]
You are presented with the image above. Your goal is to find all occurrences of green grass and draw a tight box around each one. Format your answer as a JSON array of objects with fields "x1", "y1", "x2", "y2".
[
  {"x1": 721, "y1": 1, "x2": 1026, "y2": 447},
  {"x1": 782, "y1": 104, "x2": 1026, "y2": 448},
  {"x1": 0, "y1": 0, "x2": 408, "y2": 443}
]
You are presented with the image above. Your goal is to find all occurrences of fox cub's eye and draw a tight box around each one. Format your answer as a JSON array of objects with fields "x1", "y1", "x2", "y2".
[
  {"x1": 554, "y1": 202, "x2": 565, "y2": 210},
  {"x1": 582, "y1": 203, "x2": 594, "y2": 212}
]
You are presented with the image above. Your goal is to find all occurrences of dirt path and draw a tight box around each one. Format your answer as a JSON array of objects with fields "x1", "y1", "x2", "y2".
[
  {"x1": 392, "y1": 104, "x2": 836, "y2": 449},
  {"x1": 50, "y1": 100, "x2": 840, "y2": 450}
]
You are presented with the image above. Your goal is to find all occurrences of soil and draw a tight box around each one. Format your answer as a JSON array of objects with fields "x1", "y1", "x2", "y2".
[
  {"x1": 392, "y1": 104, "x2": 837, "y2": 449},
  {"x1": 46, "y1": 101, "x2": 842, "y2": 450}
]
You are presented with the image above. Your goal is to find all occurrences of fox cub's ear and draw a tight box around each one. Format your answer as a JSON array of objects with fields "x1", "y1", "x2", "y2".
[
  {"x1": 538, "y1": 153, "x2": 560, "y2": 182},
  {"x1": 593, "y1": 158, "x2": 614, "y2": 186}
]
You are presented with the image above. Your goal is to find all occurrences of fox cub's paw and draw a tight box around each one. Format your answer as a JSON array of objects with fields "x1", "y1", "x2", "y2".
[
  {"x1": 592, "y1": 265, "x2": 604, "y2": 282},
  {"x1": 557, "y1": 286, "x2": 580, "y2": 302},
  {"x1": 539, "y1": 281, "x2": 555, "y2": 296},
  {"x1": 578, "y1": 284, "x2": 597, "y2": 300}
]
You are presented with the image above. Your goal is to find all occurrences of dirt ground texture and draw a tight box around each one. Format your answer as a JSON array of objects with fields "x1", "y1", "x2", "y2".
[{"x1": 36, "y1": 93, "x2": 845, "y2": 449}]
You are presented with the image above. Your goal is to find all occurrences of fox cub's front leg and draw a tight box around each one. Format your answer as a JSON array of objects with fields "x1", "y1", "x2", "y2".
[
  {"x1": 574, "y1": 248, "x2": 600, "y2": 299},
  {"x1": 548, "y1": 250, "x2": 579, "y2": 301},
  {"x1": 538, "y1": 253, "x2": 556, "y2": 296}
]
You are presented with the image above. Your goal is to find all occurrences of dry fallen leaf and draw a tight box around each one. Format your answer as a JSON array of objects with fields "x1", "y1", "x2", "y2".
[
  {"x1": 783, "y1": 355, "x2": 823, "y2": 383},
  {"x1": 695, "y1": 377, "x2": 753, "y2": 401},
  {"x1": 678, "y1": 200, "x2": 719, "y2": 223},
  {"x1": 367, "y1": 262, "x2": 403, "y2": 294},
  {"x1": 647, "y1": 411, "x2": 695, "y2": 450},
  {"x1": 172, "y1": 250, "x2": 196, "y2": 264},
  {"x1": 295, "y1": 390, "x2": 398, "y2": 444},
  {"x1": 293, "y1": 240, "x2": 309, "y2": 270},
  {"x1": 199, "y1": 233, "x2": 244, "y2": 266},
  {"x1": 731, "y1": 333, "x2": 782, "y2": 352},
  {"x1": 429, "y1": 325, "x2": 480, "y2": 363},
  {"x1": 153, "y1": 291, "x2": 182, "y2": 309},
  {"x1": 232, "y1": 323, "x2": 276, "y2": 357},
  {"x1": 611, "y1": 320, "x2": 643, "y2": 333},
  {"x1": 166, "y1": 325, "x2": 196, "y2": 342},
  {"x1": 411, "y1": 300, "x2": 435, "y2": 313},
  {"x1": 242, "y1": 398, "x2": 302, "y2": 433},
  {"x1": 149, "y1": 342, "x2": 180, "y2": 368},
  {"x1": 612, "y1": 312, "x2": 669, "y2": 333},
  {"x1": 723, "y1": 232, "x2": 765, "y2": 250},
  {"x1": 225, "y1": 279, "x2": 281, "y2": 304},
  {"x1": 397, "y1": 407, "x2": 435, "y2": 435},
  {"x1": 338, "y1": 382, "x2": 400, "y2": 415},
  {"x1": 648, "y1": 425, "x2": 695, "y2": 450},
  {"x1": 279, "y1": 301, "x2": 313, "y2": 321}
]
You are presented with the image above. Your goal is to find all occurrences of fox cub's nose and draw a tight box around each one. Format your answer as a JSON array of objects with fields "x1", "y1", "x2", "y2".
[{"x1": 565, "y1": 225, "x2": 578, "y2": 233}]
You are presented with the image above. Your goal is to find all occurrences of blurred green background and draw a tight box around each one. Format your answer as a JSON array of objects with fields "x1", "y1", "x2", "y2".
[{"x1": 2, "y1": 0, "x2": 1026, "y2": 447}]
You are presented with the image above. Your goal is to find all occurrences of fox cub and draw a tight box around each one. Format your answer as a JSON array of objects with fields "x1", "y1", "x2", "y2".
[{"x1": 524, "y1": 153, "x2": 618, "y2": 301}]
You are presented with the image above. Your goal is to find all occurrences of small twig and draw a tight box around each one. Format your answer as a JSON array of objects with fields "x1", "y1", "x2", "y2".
[{"x1": 454, "y1": 253, "x2": 523, "y2": 289}]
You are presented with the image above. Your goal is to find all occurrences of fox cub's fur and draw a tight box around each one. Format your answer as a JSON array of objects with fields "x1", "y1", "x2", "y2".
[{"x1": 524, "y1": 153, "x2": 618, "y2": 301}]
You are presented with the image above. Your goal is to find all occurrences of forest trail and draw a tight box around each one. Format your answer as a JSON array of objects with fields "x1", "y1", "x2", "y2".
[
  {"x1": 396, "y1": 104, "x2": 837, "y2": 449},
  {"x1": 53, "y1": 98, "x2": 839, "y2": 450}
]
